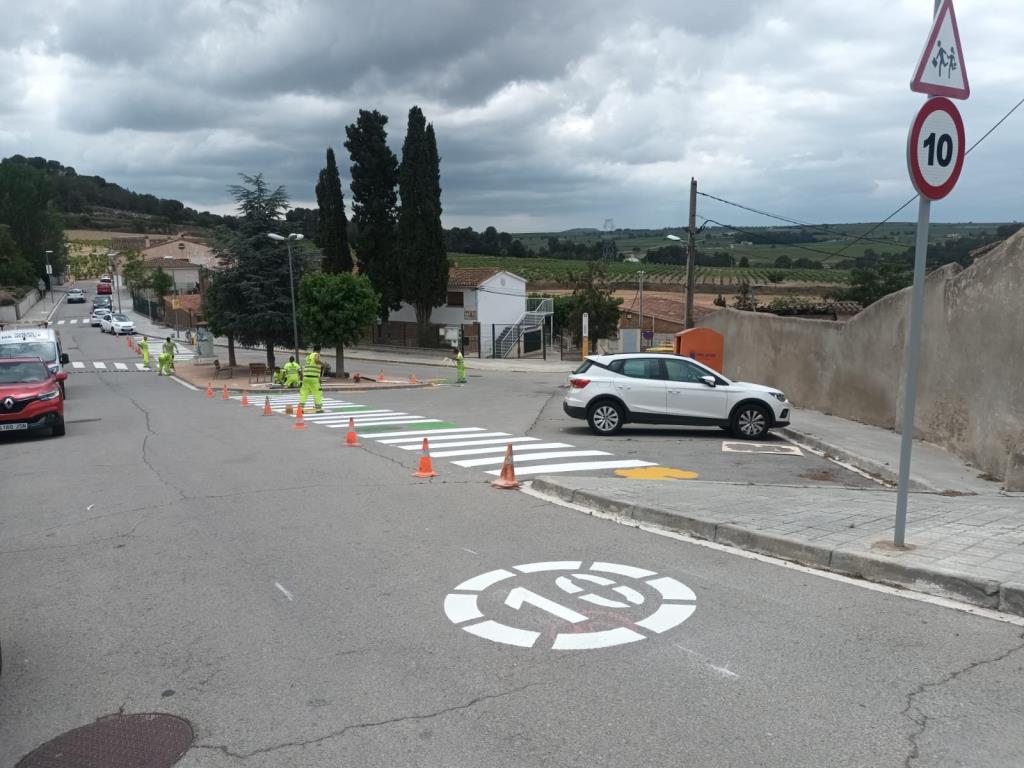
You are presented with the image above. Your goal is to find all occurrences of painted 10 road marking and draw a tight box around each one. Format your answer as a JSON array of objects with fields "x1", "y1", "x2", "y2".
[{"x1": 444, "y1": 561, "x2": 697, "y2": 650}]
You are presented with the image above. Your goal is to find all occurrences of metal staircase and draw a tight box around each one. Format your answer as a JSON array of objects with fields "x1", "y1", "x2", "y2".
[{"x1": 493, "y1": 298, "x2": 553, "y2": 358}]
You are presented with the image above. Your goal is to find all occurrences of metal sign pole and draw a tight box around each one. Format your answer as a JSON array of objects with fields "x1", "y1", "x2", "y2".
[{"x1": 894, "y1": 196, "x2": 931, "y2": 546}]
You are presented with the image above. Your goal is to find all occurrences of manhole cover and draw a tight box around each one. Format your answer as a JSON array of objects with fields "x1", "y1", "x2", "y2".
[{"x1": 16, "y1": 713, "x2": 193, "y2": 768}]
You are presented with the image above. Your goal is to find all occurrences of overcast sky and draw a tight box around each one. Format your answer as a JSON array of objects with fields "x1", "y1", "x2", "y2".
[{"x1": 1, "y1": 0, "x2": 1020, "y2": 232}]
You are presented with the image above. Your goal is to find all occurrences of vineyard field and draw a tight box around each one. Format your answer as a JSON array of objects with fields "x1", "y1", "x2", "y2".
[{"x1": 448, "y1": 253, "x2": 850, "y2": 286}]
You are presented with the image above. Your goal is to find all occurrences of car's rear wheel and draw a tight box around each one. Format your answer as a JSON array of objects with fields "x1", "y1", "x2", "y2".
[
  {"x1": 51, "y1": 417, "x2": 66, "y2": 437},
  {"x1": 731, "y1": 403, "x2": 770, "y2": 440},
  {"x1": 587, "y1": 401, "x2": 624, "y2": 435}
]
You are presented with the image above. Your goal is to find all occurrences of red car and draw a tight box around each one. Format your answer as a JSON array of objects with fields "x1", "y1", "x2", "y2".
[
  {"x1": 0, "y1": 357, "x2": 67, "y2": 437},
  {"x1": 96, "y1": 281, "x2": 113, "y2": 295}
]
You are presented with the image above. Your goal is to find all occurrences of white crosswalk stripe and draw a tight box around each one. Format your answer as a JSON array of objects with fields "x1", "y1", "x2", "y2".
[
  {"x1": 228, "y1": 393, "x2": 658, "y2": 478},
  {"x1": 455, "y1": 450, "x2": 611, "y2": 468},
  {"x1": 65, "y1": 360, "x2": 153, "y2": 372},
  {"x1": 72, "y1": 361, "x2": 85, "y2": 369},
  {"x1": 57, "y1": 320, "x2": 65, "y2": 325},
  {"x1": 114, "y1": 362, "x2": 128, "y2": 370},
  {"x1": 92, "y1": 362, "x2": 106, "y2": 369},
  {"x1": 136, "y1": 363, "x2": 150, "y2": 371}
]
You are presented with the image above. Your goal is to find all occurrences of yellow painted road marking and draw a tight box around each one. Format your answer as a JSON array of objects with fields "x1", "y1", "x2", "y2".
[{"x1": 614, "y1": 466, "x2": 699, "y2": 480}]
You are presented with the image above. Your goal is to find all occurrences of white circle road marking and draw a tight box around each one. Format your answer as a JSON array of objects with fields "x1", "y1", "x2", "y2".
[{"x1": 445, "y1": 561, "x2": 697, "y2": 650}]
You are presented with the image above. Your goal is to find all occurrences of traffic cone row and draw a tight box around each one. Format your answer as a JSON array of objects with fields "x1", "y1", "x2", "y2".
[{"x1": 206, "y1": 382, "x2": 214, "y2": 398}]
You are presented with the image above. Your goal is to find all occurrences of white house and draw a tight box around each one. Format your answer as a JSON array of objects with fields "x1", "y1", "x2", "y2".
[{"x1": 388, "y1": 267, "x2": 528, "y2": 357}]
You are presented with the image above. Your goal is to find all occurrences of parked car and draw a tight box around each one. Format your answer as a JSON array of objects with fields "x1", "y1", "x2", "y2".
[
  {"x1": 0, "y1": 325, "x2": 70, "y2": 397},
  {"x1": 66, "y1": 288, "x2": 86, "y2": 303},
  {"x1": 0, "y1": 357, "x2": 67, "y2": 437},
  {"x1": 563, "y1": 353, "x2": 791, "y2": 439},
  {"x1": 100, "y1": 313, "x2": 134, "y2": 335},
  {"x1": 96, "y1": 281, "x2": 112, "y2": 295},
  {"x1": 90, "y1": 307, "x2": 110, "y2": 327}
]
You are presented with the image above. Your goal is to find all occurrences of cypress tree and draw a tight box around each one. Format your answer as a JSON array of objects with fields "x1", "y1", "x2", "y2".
[
  {"x1": 397, "y1": 106, "x2": 448, "y2": 345},
  {"x1": 344, "y1": 110, "x2": 400, "y2": 321},
  {"x1": 314, "y1": 147, "x2": 352, "y2": 273}
]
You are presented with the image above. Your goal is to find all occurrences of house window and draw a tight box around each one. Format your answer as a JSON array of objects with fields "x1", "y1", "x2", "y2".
[{"x1": 447, "y1": 291, "x2": 465, "y2": 307}]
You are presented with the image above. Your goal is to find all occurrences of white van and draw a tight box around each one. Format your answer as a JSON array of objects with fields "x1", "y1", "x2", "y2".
[{"x1": 0, "y1": 325, "x2": 71, "y2": 396}]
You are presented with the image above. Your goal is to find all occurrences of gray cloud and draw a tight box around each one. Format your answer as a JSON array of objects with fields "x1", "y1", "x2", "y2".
[{"x1": 0, "y1": 0, "x2": 1019, "y2": 229}]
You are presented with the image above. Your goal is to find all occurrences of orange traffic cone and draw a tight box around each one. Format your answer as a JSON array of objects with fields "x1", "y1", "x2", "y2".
[
  {"x1": 353, "y1": 373, "x2": 361, "y2": 383},
  {"x1": 285, "y1": 404, "x2": 294, "y2": 415},
  {"x1": 241, "y1": 392, "x2": 250, "y2": 407},
  {"x1": 377, "y1": 369, "x2": 385, "y2": 383},
  {"x1": 491, "y1": 443, "x2": 520, "y2": 489},
  {"x1": 345, "y1": 417, "x2": 360, "y2": 447},
  {"x1": 409, "y1": 373, "x2": 418, "y2": 384},
  {"x1": 294, "y1": 405, "x2": 306, "y2": 430},
  {"x1": 126, "y1": 336, "x2": 132, "y2": 349},
  {"x1": 262, "y1": 396, "x2": 272, "y2": 416},
  {"x1": 413, "y1": 438, "x2": 438, "y2": 478},
  {"x1": 222, "y1": 384, "x2": 230, "y2": 400},
  {"x1": 206, "y1": 383, "x2": 214, "y2": 398}
]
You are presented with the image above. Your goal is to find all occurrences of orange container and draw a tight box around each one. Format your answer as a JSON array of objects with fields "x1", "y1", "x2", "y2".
[{"x1": 674, "y1": 328, "x2": 724, "y2": 373}]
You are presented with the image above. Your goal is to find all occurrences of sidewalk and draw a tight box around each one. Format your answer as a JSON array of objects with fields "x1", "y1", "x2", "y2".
[{"x1": 780, "y1": 409, "x2": 1004, "y2": 496}]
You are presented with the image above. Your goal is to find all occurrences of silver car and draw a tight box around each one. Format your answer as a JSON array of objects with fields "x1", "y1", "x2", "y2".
[{"x1": 100, "y1": 313, "x2": 135, "y2": 335}]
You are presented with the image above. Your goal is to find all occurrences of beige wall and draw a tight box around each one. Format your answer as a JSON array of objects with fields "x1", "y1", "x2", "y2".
[{"x1": 702, "y1": 230, "x2": 1024, "y2": 489}]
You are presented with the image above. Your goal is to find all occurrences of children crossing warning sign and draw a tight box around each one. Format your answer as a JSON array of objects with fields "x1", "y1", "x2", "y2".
[{"x1": 910, "y1": 0, "x2": 969, "y2": 100}]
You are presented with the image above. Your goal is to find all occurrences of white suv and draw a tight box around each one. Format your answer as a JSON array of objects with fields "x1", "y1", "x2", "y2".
[{"x1": 563, "y1": 353, "x2": 791, "y2": 439}]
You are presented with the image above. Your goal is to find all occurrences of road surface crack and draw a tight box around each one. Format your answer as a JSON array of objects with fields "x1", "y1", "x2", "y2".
[
  {"x1": 126, "y1": 394, "x2": 186, "y2": 500},
  {"x1": 902, "y1": 631, "x2": 1024, "y2": 767},
  {"x1": 193, "y1": 682, "x2": 546, "y2": 759}
]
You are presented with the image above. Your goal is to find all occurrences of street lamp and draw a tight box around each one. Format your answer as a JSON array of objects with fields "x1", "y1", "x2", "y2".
[
  {"x1": 44, "y1": 250, "x2": 54, "y2": 305},
  {"x1": 266, "y1": 232, "x2": 304, "y2": 363},
  {"x1": 666, "y1": 232, "x2": 695, "y2": 329}
]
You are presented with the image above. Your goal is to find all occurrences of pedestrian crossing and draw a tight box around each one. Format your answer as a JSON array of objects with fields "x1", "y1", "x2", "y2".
[
  {"x1": 236, "y1": 393, "x2": 656, "y2": 478},
  {"x1": 69, "y1": 361, "x2": 152, "y2": 372}
]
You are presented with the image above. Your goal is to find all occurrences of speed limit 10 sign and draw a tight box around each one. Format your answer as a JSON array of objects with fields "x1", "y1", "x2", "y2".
[{"x1": 907, "y1": 97, "x2": 965, "y2": 201}]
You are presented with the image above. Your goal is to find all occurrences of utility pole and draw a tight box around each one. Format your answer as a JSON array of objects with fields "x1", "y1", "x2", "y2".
[
  {"x1": 685, "y1": 178, "x2": 697, "y2": 329},
  {"x1": 638, "y1": 270, "x2": 645, "y2": 349}
]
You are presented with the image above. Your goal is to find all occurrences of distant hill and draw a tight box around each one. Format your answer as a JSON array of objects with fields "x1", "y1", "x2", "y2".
[{"x1": 0, "y1": 155, "x2": 229, "y2": 236}]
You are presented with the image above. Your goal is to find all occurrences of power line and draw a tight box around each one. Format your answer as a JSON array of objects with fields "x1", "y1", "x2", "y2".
[{"x1": 697, "y1": 191, "x2": 908, "y2": 249}]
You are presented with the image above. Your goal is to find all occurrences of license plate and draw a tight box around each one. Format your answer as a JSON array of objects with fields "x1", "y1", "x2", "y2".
[{"x1": 0, "y1": 423, "x2": 28, "y2": 431}]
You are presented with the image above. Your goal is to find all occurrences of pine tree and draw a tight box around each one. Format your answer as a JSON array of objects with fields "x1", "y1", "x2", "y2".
[
  {"x1": 314, "y1": 147, "x2": 352, "y2": 273},
  {"x1": 397, "y1": 107, "x2": 448, "y2": 345},
  {"x1": 344, "y1": 110, "x2": 400, "y2": 321}
]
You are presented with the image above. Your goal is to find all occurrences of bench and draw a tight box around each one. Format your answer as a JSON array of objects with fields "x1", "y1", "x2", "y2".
[
  {"x1": 213, "y1": 360, "x2": 234, "y2": 379},
  {"x1": 249, "y1": 362, "x2": 270, "y2": 384}
]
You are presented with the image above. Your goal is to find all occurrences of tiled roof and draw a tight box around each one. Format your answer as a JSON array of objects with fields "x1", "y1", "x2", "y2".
[
  {"x1": 143, "y1": 258, "x2": 197, "y2": 269},
  {"x1": 448, "y1": 267, "x2": 502, "y2": 289}
]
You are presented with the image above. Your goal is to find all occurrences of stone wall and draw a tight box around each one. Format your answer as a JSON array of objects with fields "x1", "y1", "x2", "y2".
[
  {"x1": 0, "y1": 289, "x2": 43, "y2": 323},
  {"x1": 702, "y1": 229, "x2": 1024, "y2": 490}
]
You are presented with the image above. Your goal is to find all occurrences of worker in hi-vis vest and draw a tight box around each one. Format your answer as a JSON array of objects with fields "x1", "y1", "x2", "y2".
[
  {"x1": 139, "y1": 336, "x2": 149, "y2": 367},
  {"x1": 283, "y1": 356, "x2": 301, "y2": 388},
  {"x1": 299, "y1": 347, "x2": 324, "y2": 412}
]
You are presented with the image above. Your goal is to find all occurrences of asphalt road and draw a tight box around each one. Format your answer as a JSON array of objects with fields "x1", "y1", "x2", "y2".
[{"x1": 2, "y1": 299, "x2": 1023, "y2": 767}]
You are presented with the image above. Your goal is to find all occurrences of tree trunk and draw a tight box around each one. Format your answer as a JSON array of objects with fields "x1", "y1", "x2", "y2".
[
  {"x1": 415, "y1": 303, "x2": 433, "y2": 347},
  {"x1": 335, "y1": 344, "x2": 345, "y2": 378},
  {"x1": 265, "y1": 339, "x2": 276, "y2": 370},
  {"x1": 227, "y1": 333, "x2": 237, "y2": 367}
]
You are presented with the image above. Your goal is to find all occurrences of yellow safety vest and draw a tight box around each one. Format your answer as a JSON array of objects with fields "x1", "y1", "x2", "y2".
[{"x1": 302, "y1": 352, "x2": 321, "y2": 380}]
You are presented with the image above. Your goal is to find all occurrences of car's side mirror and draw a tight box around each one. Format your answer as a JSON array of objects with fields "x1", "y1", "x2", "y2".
[
  {"x1": 60, "y1": 353, "x2": 70, "y2": 364},
  {"x1": 56, "y1": 371, "x2": 68, "y2": 382},
  {"x1": 700, "y1": 375, "x2": 717, "y2": 387}
]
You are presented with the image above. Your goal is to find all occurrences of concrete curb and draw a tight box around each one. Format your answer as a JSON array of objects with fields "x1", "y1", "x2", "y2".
[
  {"x1": 530, "y1": 477, "x2": 1023, "y2": 617},
  {"x1": 777, "y1": 426, "x2": 936, "y2": 493}
]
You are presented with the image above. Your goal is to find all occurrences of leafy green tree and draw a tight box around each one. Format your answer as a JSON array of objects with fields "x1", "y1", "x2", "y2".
[
  {"x1": 120, "y1": 250, "x2": 147, "y2": 291},
  {"x1": 0, "y1": 226, "x2": 33, "y2": 286},
  {"x1": 773, "y1": 254, "x2": 793, "y2": 269},
  {"x1": 298, "y1": 272, "x2": 379, "y2": 377},
  {"x1": 0, "y1": 161, "x2": 64, "y2": 281},
  {"x1": 561, "y1": 262, "x2": 622, "y2": 345},
  {"x1": 830, "y1": 263, "x2": 912, "y2": 308},
  {"x1": 397, "y1": 106, "x2": 448, "y2": 345},
  {"x1": 202, "y1": 270, "x2": 240, "y2": 366},
  {"x1": 738, "y1": 256, "x2": 750, "y2": 268},
  {"x1": 345, "y1": 110, "x2": 400, "y2": 321},
  {"x1": 218, "y1": 173, "x2": 305, "y2": 368},
  {"x1": 733, "y1": 281, "x2": 757, "y2": 311},
  {"x1": 314, "y1": 147, "x2": 352, "y2": 273},
  {"x1": 150, "y1": 267, "x2": 174, "y2": 299}
]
